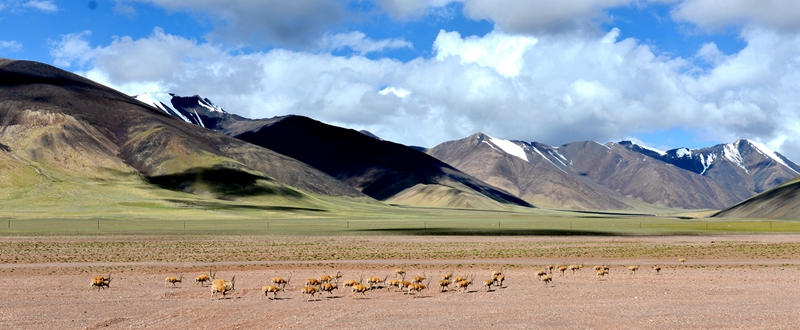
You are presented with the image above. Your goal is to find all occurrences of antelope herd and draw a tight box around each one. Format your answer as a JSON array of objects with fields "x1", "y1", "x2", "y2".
[{"x1": 88, "y1": 258, "x2": 687, "y2": 301}]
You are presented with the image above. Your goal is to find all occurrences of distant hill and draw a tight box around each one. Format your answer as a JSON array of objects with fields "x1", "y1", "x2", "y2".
[{"x1": 712, "y1": 177, "x2": 800, "y2": 219}]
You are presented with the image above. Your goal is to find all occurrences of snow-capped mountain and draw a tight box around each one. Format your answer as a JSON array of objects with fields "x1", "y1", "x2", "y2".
[
  {"x1": 133, "y1": 92, "x2": 226, "y2": 128},
  {"x1": 430, "y1": 133, "x2": 799, "y2": 210},
  {"x1": 619, "y1": 140, "x2": 800, "y2": 194}
]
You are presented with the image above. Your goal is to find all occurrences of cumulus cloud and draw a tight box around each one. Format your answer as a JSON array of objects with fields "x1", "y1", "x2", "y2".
[
  {"x1": 58, "y1": 24, "x2": 800, "y2": 162},
  {"x1": 0, "y1": 40, "x2": 22, "y2": 53},
  {"x1": 24, "y1": 0, "x2": 57, "y2": 12},
  {"x1": 672, "y1": 0, "x2": 800, "y2": 32},
  {"x1": 121, "y1": 0, "x2": 348, "y2": 47},
  {"x1": 320, "y1": 31, "x2": 413, "y2": 55},
  {"x1": 49, "y1": 31, "x2": 95, "y2": 67}
]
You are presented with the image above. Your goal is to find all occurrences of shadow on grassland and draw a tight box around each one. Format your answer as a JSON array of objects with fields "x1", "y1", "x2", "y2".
[
  {"x1": 354, "y1": 228, "x2": 621, "y2": 236},
  {"x1": 164, "y1": 199, "x2": 327, "y2": 213}
]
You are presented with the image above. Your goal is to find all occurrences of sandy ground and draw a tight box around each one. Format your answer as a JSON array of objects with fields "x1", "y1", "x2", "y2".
[{"x1": 3, "y1": 235, "x2": 800, "y2": 329}]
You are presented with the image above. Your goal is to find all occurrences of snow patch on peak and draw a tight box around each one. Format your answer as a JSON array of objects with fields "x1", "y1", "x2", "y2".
[
  {"x1": 135, "y1": 92, "x2": 173, "y2": 113},
  {"x1": 723, "y1": 143, "x2": 748, "y2": 173},
  {"x1": 675, "y1": 148, "x2": 691, "y2": 158},
  {"x1": 699, "y1": 153, "x2": 717, "y2": 175},
  {"x1": 747, "y1": 140, "x2": 799, "y2": 175},
  {"x1": 532, "y1": 146, "x2": 567, "y2": 174},
  {"x1": 197, "y1": 97, "x2": 226, "y2": 113},
  {"x1": 486, "y1": 135, "x2": 528, "y2": 162}
]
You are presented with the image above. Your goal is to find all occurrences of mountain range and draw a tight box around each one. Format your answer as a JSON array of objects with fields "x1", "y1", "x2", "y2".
[
  {"x1": 1, "y1": 59, "x2": 797, "y2": 218},
  {"x1": 133, "y1": 90, "x2": 800, "y2": 213},
  {"x1": 133, "y1": 92, "x2": 532, "y2": 210}
]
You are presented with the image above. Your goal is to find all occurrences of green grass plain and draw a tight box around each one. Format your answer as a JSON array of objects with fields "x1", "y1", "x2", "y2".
[
  {"x1": 2, "y1": 199, "x2": 798, "y2": 236},
  {"x1": 1, "y1": 161, "x2": 797, "y2": 236}
]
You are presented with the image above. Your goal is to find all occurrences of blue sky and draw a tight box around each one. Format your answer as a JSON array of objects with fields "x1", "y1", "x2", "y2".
[{"x1": 2, "y1": 0, "x2": 800, "y2": 161}]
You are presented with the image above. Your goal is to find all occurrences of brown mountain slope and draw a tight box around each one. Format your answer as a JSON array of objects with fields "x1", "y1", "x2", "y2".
[
  {"x1": 430, "y1": 133, "x2": 748, "y2": 210},
  {"x1": 0, "y1": 59, "x2": 365, "y2": 201},
  {"x1": 560, "y1": 142, "x2": 743, "y2": 209},
  {"x1": 712, "y1": 177, "x2": 800, "y2": 219},
  {"x1": 428, "y1": 133, "x2": 628, "y2": 210}
]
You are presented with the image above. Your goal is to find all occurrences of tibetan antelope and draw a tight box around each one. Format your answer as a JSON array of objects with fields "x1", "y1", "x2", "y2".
[
  {"x1": 407, "y1": 279, "x2": 431, "y2": 297},
  {"x1": 568, "y1": 265, "x2": 580, "y2": 273},
  {"x1": 629, "y1": 265, "x2": 639, "y2": 274},
  {"x1": 483, "y1": 279, "x2": 494, "y2": 292},
  {"x1": 396, "y1": 280, "x2": 412, "y2": 292},
  {"x1": 89, "y1": 274, "x2": 111, "y2": 291},
  {"x1": 653, "y1": 265, "x2": 661, "y2": 274},
  {"x1": 272, "y1": 274, "x2": 292, "y2": 289},
  {"x1": 210, "y1": 276, "x2": 235, "y2": 299},
  {"x1": 535, "y1": 269, "x2": 547, "y2": 277},
  {"x1": 558, "y1": 265, "x2": 568, "y2": 275},
  {"x1": 305, "y1": 278, "x2": 321, "y2": 287},
  {"x1": 343, "y1": 278, "x2": 360, "y2": 288},
  {"x1": 165, "y1": 275, "x2": 183, "y2": 288},
  {"x1": 438, "y1": 279, "x2": 451, "y2": 292},
  {"x1": 352, "y1": 283, "x2": 370, "y2": 299},
  {"x1": 540, "y1": 274, "x2": 552, "y2": 285},
  {"x1": 411, "y1": 273, "x2": 426, "y2": 284},
  {"x1": 395, "y1": 268, "x2": 406, "y2": 279},
  {"x1": 547, "y1": 264, "x2": 555, "y2": 274},
  {"x1": 385, "y1": 279, "x2": 401, "y2": 291},
  {"x1": 454, "y1": 276, "x2": 474, "y2": 292},
  {"x1": 262, "y1": 285, "x2": 284, "y2": 300},
  {"x1": 320, "y1": 282, "x2": 338, "y2": 297},
  {"x1": 441, "y1": 271, "x2": 453, "y2": 281},
  {"x1": 597, "y1": 269, "x2": 608, "y2": 280},
  {"x1": 195, "y1": 269, "x2": 214, "y2": 287},
  {"x1": 367, "y1": 275, "x2": 388, "y2": 289},
  {"x1": 679, "y1": 258, "x2": 687, "y2": 265},
  {"x1": 301, "y1": 285, "x2": 318, "y2": 302},
  {"x1": 492, "y1": 274, "x2": 505, "y2": 288}
]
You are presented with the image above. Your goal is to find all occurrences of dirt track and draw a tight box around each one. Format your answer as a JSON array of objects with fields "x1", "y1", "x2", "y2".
[{"x1": 3, "y1": 235, "x2": 800, "y2": 329}]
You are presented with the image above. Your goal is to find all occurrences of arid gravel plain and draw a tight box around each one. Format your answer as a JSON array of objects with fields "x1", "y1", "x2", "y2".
[{"x1": 2, "y1": 235, "x2": 800, "y2": 329}]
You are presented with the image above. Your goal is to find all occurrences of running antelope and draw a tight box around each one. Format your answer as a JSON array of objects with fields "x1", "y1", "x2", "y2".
[
  {"x1": 272, "y1": 273, "x2": 292, "y2": 288},
  {"x1": 301, "y1": 285, "x2": 318, "y2": 302},
  {"x1": 262, "y1": 285, "x2": 284, "y2": 300},
  {"x1": 165, "y1": 275, "x2": 183, "y2": 288},
  {"x1": 89, "y1": 274, "x2": 111, "y2": 291},
  {"x1": 351, "y1": 283, "x2": 370, "y2": 299},
  {"x1": 195, "y1": 270, "x2": 214, "y2": 287},
  {"x1": 210, "y1": 276, "x2": 235, "y2": 299}
]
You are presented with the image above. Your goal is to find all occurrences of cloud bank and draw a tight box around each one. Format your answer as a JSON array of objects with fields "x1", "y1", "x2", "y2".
[{"x1": 51, "y1": 0, "x2": 800, "y2": 162}]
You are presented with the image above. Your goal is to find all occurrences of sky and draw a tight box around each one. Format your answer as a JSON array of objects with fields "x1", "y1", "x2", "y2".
[{"x1": 2, "y1": 0, "x2": 800, "y2": 162}]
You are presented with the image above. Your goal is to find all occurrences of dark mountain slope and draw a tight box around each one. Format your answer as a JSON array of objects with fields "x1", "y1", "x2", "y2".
[
  {"x1": 712, "y1": 177, "x2": 800, "y2": 219},
  {"x1": 232, "y1": 116, "x2": 532, "y2": 208},
  {"x1": 0, "y1": 59, "x2": 365, "y2": 200}
]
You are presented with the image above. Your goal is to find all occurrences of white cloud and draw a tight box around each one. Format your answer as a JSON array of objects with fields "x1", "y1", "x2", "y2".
[
  {"x1": 121, "y1": 0, "x2": 348, "y2": 47},
  {"x1": 673, "y1": 0, "x2": 800, "y2": 32},
  {"x1": 62, "y1": 25, "x2": 800, "y2": 163},
  {"x1": 0, "y1": 40, "x2": 22, "y2": 53},
  {"x1": 320, "y1": 31, "x2": 413, "y2": 55},
  {"x1": 434, "y1": 29, "x2": 536, "y2": 77},
  {"x1": 24, "y1": 0, "x2": 57, "y2": 12},
  {"x1": 49, "y1": 31, "x2": 95, "y2": 67}
]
